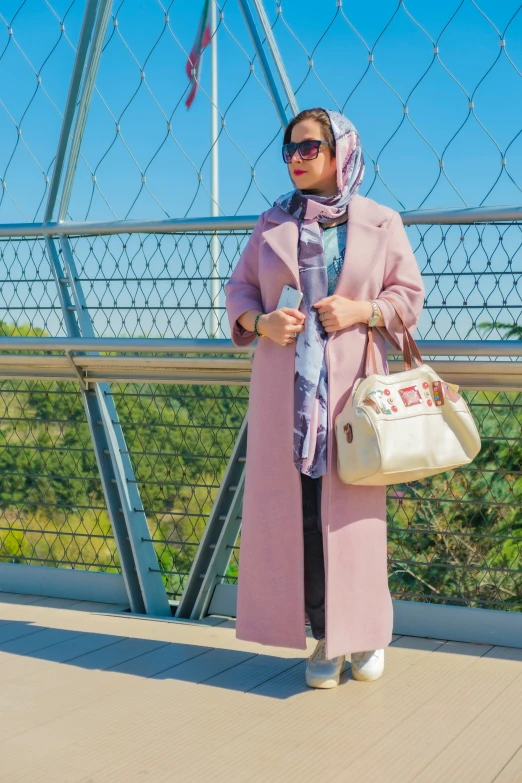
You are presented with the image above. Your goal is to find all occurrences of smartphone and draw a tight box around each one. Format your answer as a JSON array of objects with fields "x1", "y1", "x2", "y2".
[{"x1": 277, "y1": 285, "x2": 303, "y2": 311}]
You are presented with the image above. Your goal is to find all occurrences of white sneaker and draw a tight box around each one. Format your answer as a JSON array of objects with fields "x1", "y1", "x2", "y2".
[
  {"x1": 305, "y1": 639, "x2": 345, "y2": 689},
  {"x1": 350, "y1": 648, "x2": 385, "y2": 681}
]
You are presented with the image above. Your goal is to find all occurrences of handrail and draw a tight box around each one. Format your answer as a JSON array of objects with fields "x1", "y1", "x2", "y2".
[
  {"x1": 0, "y1": 337, "x2": 520, "y2": 356},
  {"x1": 0, "y1": 204, "x2": 521, "y2": 238},
  {"x1": 0, "y1": 339, "x2": 518, "y2": 389}
]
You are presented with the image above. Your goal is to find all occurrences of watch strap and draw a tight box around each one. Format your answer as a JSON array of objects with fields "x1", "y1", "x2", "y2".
[{"x1": 367, "y1": 300, "x2": 380, "y2": 326}]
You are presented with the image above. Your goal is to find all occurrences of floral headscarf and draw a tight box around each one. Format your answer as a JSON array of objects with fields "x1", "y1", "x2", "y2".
[{"x1": 273, "y1": 109, "x2": 365, "y2": 477}]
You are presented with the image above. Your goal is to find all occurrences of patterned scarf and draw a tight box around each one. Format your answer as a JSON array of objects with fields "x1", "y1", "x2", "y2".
[{"x1": 273, "y1": 110, "x2": 365, "y2": 477}]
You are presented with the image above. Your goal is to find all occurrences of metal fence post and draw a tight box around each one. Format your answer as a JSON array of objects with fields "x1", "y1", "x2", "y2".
[
  {"x1": 250, "y1": 0, "x2": 299, "y2": 118},
  {"x1": 176, "y1": 416, "x2": 248, "y2": 619},
  {"x1": 58, "y1": 237, "x2": 171, "y2": 615},
  {"x1": 39, "y1": 0, "x2": 170, "y2": 615},
  {"x1": 44, "y1": 237, "x2": 144, "y2": 611},
  {"x1": 237, "y1": 0, "x2": 298, "y2": 127}
]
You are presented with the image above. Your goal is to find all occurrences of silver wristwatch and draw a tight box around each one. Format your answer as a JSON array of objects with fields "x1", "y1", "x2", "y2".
[{"x1": 367, "y1": 300, "x2": 381, "y2": 327}]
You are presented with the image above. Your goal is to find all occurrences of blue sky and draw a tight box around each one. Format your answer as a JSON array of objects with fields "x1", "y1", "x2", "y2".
[{"x1": 1, "y1": 0, "x2": 522, "y2": 224}]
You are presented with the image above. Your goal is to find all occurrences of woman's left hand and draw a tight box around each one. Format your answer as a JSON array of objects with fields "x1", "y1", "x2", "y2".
[{"x1": 313, "y1": 295, "x2": 372, "y2": 332}]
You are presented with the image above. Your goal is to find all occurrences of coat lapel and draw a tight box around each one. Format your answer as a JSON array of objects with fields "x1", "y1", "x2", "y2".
[
  {"x1": 263, "y1": 208, "x2": 301, "y2": 290},
  {"x1": 262, "y1": 195, "x2": 378, "y2": 299}
]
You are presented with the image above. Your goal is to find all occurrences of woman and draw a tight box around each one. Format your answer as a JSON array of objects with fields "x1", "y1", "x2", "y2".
[{"x1": 224, "y1": 108, "x2": 425, "y2": 689}]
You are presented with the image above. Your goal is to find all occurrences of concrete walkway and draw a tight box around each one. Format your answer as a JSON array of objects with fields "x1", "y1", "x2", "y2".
[{"x1": 0, "y1": 591, "x2": 521, "y2": 782}]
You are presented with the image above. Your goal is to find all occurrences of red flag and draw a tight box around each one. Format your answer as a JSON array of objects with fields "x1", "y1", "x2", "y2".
[{"x1": 186, "y1": 0, "x2": 212, "y2": 109}]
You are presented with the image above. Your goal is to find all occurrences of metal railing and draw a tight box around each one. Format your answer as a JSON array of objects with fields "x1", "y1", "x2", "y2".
[
  {"x1": 0, "y1": 345, "x2": 520, "y2": 614},
  {"x1": 0, "y1": 210, "x2": 520, "y2": 618},
  {"x1": 1, "y1": 205, "x2": 522, "y2": 342}
]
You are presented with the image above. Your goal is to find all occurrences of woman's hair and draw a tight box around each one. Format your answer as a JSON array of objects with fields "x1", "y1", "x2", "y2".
[{"x1": 283, "y1": 108, "x2": 335, "y2": 157}]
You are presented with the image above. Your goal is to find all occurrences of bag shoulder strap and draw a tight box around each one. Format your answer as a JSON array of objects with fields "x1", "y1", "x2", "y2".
[{"x1": 365, "y1": 299, "x2": 423, "y2": 377}]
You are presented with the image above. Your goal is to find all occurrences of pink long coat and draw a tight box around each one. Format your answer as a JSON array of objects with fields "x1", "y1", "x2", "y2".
[{"x1": 224, "y1": 193, "x2": 425, "y2": 660}]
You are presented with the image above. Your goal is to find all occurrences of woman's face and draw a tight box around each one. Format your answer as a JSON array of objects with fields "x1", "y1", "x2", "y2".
[{"x1": 286, "y1": 118, "x2": 338, "y2": 196}]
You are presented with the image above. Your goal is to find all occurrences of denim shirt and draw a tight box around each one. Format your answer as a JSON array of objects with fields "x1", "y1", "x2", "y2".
[{"x1": 323, "y1": 221, "x2": 347, "y2": 296}]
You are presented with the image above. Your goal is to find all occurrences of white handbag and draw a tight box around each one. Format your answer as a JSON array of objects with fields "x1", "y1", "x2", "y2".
[{"x1": 335, "y1": 302, "x2": 481, "y2": 486}]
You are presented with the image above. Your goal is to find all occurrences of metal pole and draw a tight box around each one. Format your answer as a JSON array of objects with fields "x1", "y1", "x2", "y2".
[
  {"x1": 40, "y1": 0, "x2": 170, "y2": 615},
  {"x1": 0, "y1": 215, "x2": 260, "y2": 237},
  {"x1": 237, "y1": 0, "x2": 291, "y2": 128},
  {"x1": 58, "y1": 0, "x2": 113, "y2": 221},
  {"x1": 59, "y1": 237, "x2": 171, "y2": 616},
  {"x1": 251, "y1": 0, "x2": 299, "y2": 118},
  {"x1": 210, "y1": 0, "x2": 220, "y2": 338},
  {"x1": 3, "y1": 203, "x2": 522, "y2": 238},
  {"x1": 176, "y1": 416, "x2": 248, "y2": 619},
  {"x1": 0, "y1": 337, "x2": 520, "y2": 357},
  {"x1": 45, "y1": 237, "x2": 145, "y2": 613},
  {"x1": 44, "y1": 0, "x2": 100, "y2": 223}
]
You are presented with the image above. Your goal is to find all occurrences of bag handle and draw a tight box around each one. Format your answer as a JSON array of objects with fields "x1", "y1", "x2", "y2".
[{"x1": 365, "y1": 299, "x2": 423, "y2": 378}]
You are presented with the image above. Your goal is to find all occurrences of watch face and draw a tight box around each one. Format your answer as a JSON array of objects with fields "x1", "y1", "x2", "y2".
[{"x1": 368, "y1": 315, "x2": 379, "y2": 326}]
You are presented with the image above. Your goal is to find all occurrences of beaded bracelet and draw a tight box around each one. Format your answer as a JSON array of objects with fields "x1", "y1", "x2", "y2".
[{"x1": 253, "y1": 312, "x2": 265, "y2": 337}]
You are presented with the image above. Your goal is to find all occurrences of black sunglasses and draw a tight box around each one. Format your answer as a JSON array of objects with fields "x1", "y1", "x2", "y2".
[{"x1": 282, "y1": 139, "x2": 330, "y2": 164}]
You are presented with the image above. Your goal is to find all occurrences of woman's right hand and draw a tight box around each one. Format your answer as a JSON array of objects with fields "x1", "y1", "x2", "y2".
[{"x1": 259, "y1": 308, "x2": 306, "y2": 346}]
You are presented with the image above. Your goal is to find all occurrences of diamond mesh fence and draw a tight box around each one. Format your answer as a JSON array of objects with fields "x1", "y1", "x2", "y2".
[
  {"x1": 0, "y1": 222, "x2": 520, "y2": 609},
  {"x1": 107, "y1": 382, "x2": 248, "y2": 599},
  {"x1": 1, "y1": 220, "x2": 518, "y2": 343},
  {"x1": 388, "y1": 390, "x2": 521, "y2": 611},
  {"x1": 1, "y1": 377, "x2": 518, "y2": 610},
  {"x1": 0, "y1": 0, "x2": 520, "y2": 613},
  {"x1": 2, "y1": 1, "x2": 522, "y2": 223},
  {"x1": 0, "y1": 237, "x2": 64, "y2": 337},
  {"x1": 0, "y1": 380, "x2": 118, "y2": 571}
]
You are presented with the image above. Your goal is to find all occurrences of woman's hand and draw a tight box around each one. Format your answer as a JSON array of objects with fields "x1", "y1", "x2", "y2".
[
  {"x1": 259, "y1": 308, "x2": 306, "y2": 346},
  {"x1": 313, "y1": 296, "x2": 373, "y2": 332}
]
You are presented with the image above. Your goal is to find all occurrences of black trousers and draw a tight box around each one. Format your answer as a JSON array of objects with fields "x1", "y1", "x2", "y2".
[{"x1": 300, "y1": 472, "x2": 326, "y2": 641}]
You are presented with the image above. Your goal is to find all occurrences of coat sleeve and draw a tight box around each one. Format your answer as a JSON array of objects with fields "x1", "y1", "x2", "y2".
[
  {"x1": 373, "y1": 211, "x2": 425, "y2": 353},
  {"x1": 224, "y1": 213, "x2": 265, "y2": 347}
]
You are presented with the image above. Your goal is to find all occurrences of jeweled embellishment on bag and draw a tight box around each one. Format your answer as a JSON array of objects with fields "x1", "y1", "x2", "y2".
[
  {"x1": 398, "y1": 385, "x2": 422, "y2": 407},
  {"x1": 432, "y1": 380, "x2": 444, "y2": 406}
]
